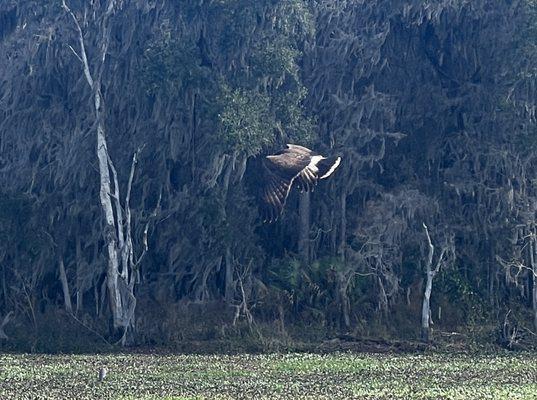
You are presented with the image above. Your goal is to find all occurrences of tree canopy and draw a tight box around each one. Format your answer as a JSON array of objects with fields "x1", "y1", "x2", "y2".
[{"x1": 1, "y1": 0, "x2": 537, "y2": 350}]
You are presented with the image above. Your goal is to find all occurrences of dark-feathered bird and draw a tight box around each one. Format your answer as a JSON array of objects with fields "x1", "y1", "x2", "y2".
[{"x1": 259, "y1": 144, "x2": 341, "y2": 222}]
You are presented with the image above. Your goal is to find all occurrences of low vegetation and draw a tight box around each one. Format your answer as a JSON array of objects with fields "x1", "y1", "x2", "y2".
[{"x1": 1, "y1": 351, "x2": 536, "y2": 399}]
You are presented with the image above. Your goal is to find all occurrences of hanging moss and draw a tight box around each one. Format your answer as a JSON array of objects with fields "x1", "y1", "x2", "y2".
[{"x1": 2, "y1": 0, "x2": 537, "y2": 347}]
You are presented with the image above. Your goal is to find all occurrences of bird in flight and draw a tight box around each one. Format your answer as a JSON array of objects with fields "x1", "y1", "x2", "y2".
[{"x1": 259, "y1": 144, "x2": 341, "y2": 222}]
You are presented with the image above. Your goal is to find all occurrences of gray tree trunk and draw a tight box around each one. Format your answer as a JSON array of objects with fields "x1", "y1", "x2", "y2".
[
  {"x1": 529, "y1": 236, "x2": 537, "y2": 332},
  {"x1": 1, "y1": 264, "x2": 7, "y2": 310},
  {"x1": 421, "y1": 270, "x2": 433, "y2": 342},
  {"x1": 337, "y1": 272, "x2": 351, "y2": 329},
  {"x1": 533, "y1": 267, "x2": 537, "y2": 333},
  {"x1": 421, "y1": 223, "x2": 448, "y2": 342},
  {"x1": 62, "y1": 0, "x2": 139, "y2": 344},
  {"x1": 222, "y1": 154, "x2": 236, "y2": 303},
  {"x1": 225, "y1": 247, "x2": 234, "y2": 303},
  {"x1": 75, "y1": 237, "x2": 83, "y2": 314},
  {"x1": 338, "y1": 190, "x2": 347, "y2": 261},
  {"x1": 58, "y1": 257, "x2": 73, "y2": 314},
  {"x1": 298, "y1": 191, "x2": 310, "y2": 264}
]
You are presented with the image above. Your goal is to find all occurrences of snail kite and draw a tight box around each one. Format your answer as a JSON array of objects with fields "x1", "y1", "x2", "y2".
[{"x1": 259, "y1": 144, "x2": 341, "y2": 222}]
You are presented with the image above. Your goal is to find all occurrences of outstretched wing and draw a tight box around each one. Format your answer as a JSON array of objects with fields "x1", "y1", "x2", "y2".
[
  {"x1": 317, "y1": 155, "x2": 341, "y2": 179},
  {"x1": 295, "y1": 153, "x2": 341, "y2": 189},
  {"x1": 260, "y1": 148, "x2": 311, "y2": 222},
  {"x1": 258, "y1": 144, "x2": 342, "y2": 222},
  {"x1": 285, "y1": 144, "x2": 318, "y2": 192},
  {"x1": 294, "y1": 162, "x2": 319, "y2": 192},
  {"x1": 259, "y1": 163, "x2": 294, "y2": 223}
]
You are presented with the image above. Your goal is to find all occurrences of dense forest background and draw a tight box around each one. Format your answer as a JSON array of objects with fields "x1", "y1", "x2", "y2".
[{"x1": 1, "y1": 0, "x2": 537, "y2": 351}]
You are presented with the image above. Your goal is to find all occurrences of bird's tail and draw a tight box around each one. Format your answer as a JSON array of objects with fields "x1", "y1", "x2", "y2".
[{"x1": 318, "y1": 156, "x2": 341, "y2": 179}]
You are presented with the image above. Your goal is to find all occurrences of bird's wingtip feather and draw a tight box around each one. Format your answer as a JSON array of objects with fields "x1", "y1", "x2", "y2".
[{"x1": 319, "y1": 156, "x2": 341, "y2": 179}]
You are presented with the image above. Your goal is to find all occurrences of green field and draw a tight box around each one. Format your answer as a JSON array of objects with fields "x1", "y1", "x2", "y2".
[{"x1": 0, "y1": 351, "x2": 536, "y2": 399}]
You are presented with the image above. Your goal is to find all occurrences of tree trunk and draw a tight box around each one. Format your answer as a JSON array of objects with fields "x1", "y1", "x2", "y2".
[
  {"x1": 58, "y1": 257, "x2": 72, "y2": 314},
  {"x1": 75, "y1": 236, "x2": 83, "y2": 314},
  {"x1": 488, "y1": 245, "x2": 495, "y2": 308},
  {"x1": 1, "y1": 264, "x2": 7, "y2": 310},
  {"x1": 62, "y1": 0, "x2": 138, "y2": 342},
  {"x1": 338, "y1": 190, "x2": 347, "y2": 261},
  {"x1": 225, "y1": 246, "x2": 234, "y2": 303},
  {"x1": 421, "y1": 270, "x2": 433, "y2": 342},
  {"x1": 222, "y1": 154, "x2": 236, "y2": 303},
  {"x1": 533, "y1": 270, "x2": 537, "y2": 333},
  {"x1": 337, "y1": 273, "x2": 351, "y2": 329},
  {"x1": 421, "y1": 223, "x2": 439, "y2": 343},
  {"x1": 298, "y1": 191, "x2": 310, "y2": 264},
  {"x1": 530, "y1": 236, "x2": 537, "y2": 332},
  {"x1": 95, "y1": 97, "x2": 124, "y2": 330}
]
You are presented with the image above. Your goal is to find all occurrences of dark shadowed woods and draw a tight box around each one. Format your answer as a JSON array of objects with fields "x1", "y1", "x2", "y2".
[{"x1": 1, "y1": 0, "x2": 537, "y2": 351}]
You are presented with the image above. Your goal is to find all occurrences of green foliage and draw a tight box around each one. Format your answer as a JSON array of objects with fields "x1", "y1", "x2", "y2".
[
  {"x1": 267, "y1": 256, "x2": 334, "y2": 301},
  {"x1": 438, "y1": 266, "x2": 488, "y2": 325},
  {"x1": 214, "y1": 2, "x2": 315, "y2": 154},
  {"x1": 140, "y1": 37, "x2": 211, "y2": 98},
  {"x1": 208, "y1": 0, "x2": 314, "y2": 52},
  {"x1": 266, "y1": 256, "x2": 302, "y2": 293},
  {"x1": 217, "y1": 85, "x2": 275, "y2": 154},
  {"x1": 265, "y1": 256, "x2": 339, "y2": 328},
  {"x1": 250, "y1": 40, "x2": 300, "y2": 81},
  {"x1": 140, "y1": 1, "x2": 315, "y2": 156}
]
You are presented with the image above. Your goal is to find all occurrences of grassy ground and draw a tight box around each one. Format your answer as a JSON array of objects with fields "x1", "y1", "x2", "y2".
[{"x1": 0, "y1": 351, "x2": 536, "y2": 399}]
